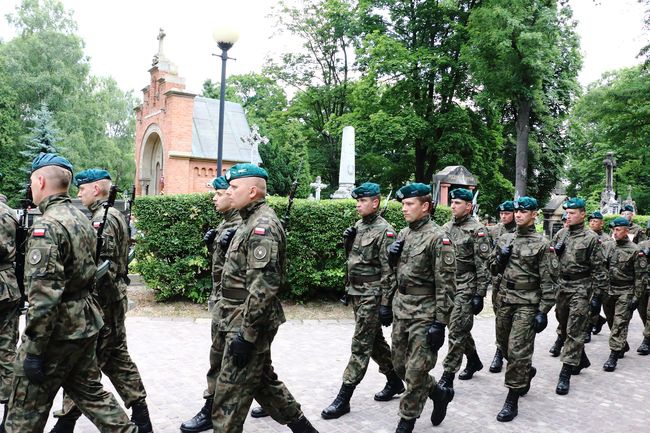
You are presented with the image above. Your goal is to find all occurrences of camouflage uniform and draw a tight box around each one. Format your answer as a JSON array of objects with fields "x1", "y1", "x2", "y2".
[
  {"x1": 588, "y1": 229, "x2": 613, "y2": 331},
  {"x1": 211, "y1": 199, "x2": 306, "y2": 433},
  {"x1": 205, "y1": 208, "x2": 241, "y2": 399},
  {"x1": 5, "y1": 194, "x2": 137, "y2": 433},
  {"x1": 55, "y1": 199, "x2": 148, "y2": 420},
  {"x1": 488, "y1": 221, "x2": 517, "y2": 313},
  {"x1": 552, "y1": 224, "x2": 608, "y2": 366},
  {"x1": 491, "y1": 225, "x2": 555, "y2": 392},
  {"x1": 392, "y1": 215, "x2": 456, "y2": 420},
  {"x1": 0, "y1": 202, "x2": 19, "y2": 405},
  {"x1": 637, "y1": 240, "x2": 650, "y2": 341},
  {"x1": 602, "y1": 238, "x2": 645, "y2": 351},
  {"x1": 628, "y1": 223, "x2": 647, "y2": 244},
  {"x1": 342, "y1": 213, "x2": 396, "y2": 385},
  {"x1": 442, "y1": 214, "x2": 491, "y2": 375}
]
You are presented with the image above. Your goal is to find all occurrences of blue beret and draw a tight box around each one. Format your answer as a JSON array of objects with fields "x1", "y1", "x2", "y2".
[
  {"x1": 73, "y1": 169, "x2": 111, "y2": 187},
  {"x1": 562, "y1": 197, "x2": 586, "y2": 210},
  {"x1": 497, "y1": 200, "x2": 515, "y2": 212},
  {"x1": 225, "y1": 163, "x2": 268, "y2": 181},
  {"x1": 514, "y1": 196, "x2": 538, "y2": 211},
  {"x1": 211, "y1": 176, "x2": 229, "y2": 190},
  {"x1": 610, "y1": 217, "x2": 630, "y2": 228},
  {"x1": 620, "y1": 204, "x2": 635, "y2": 213},
  {"x1": 396, "y1": 183, "x2": 431, "y2": 202},
  {"x1": 450, "y1": 188, "x2": 473, "y2": 202},
  {"x1": 351, "y1": 182, "x2": 380, "y2": 199},
  {"x1": 31, "y1": 152, "x2": 73, "y2": 174},
  {"x1": 588, "y1": 211, "x2": 604, "y2": 221}
]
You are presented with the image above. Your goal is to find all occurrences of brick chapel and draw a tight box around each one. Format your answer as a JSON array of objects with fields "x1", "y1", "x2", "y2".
[{"x1": 134, "y1": 29, "x2": 258, "y2": 196}]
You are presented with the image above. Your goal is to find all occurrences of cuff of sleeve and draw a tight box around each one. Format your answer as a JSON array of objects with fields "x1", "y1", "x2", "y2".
[
  {"x1": 241, "y1": 327, "x2": 258, "y2": 343},
  {"x1": 23, "y1": 338, "x2": 44, "y2": 356}
]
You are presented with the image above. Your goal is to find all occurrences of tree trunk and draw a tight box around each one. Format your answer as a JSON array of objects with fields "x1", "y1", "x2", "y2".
[
  {"x1": 515, "y1": 98, "x2": 532, "y2": 197},
  {"x1": 415, "y1": 138, "x2": 426, "y2": 182}
]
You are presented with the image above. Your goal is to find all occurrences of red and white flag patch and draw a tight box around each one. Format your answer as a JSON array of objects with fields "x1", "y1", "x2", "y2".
[
  {"x1": 442, "y1": 237, "x2": 451, "y2": 245},
  {"x1": 254, "y1": 227, "x2": 266, "y2": 235},
  {"x1": 32, "y1": 228, "x2": 46, "y2": 237},
  {"x1": 93, "y1": 221, "x2": 102, "y2": 229},
  {"x1": 477, "y1": 230, "x2": 486, "y2": 237},
  {"x1": 386, "y1": 231, "x2": 395, "y2": 238}
]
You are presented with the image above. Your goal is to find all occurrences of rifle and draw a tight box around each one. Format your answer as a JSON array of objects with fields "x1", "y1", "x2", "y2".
[
  {"x1": 430, "y1": 180, "x2": 440, "y2": 217},
  {"x1": 380, "y1": 189, "x2": 392, "y2": 217},
  {"x1": 15, "y1": 184, "x2": 33, "y2": 312},
  {"x1": 281, "y1": 161, "x2": 303, "y2": 229},
  {"x1": 472, "y1": 189, "x2": 480, "y2": 219},
  {"x1": 126, "y1": 184, "x2": 136, "y2": 271},
  {"x1": 95, "y1": 186, "x2": 118, "y2": 280}
]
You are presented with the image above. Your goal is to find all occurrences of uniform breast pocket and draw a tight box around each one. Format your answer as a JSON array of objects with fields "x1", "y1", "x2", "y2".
[
  {"x1": 518, "y1": 250, "x2": 538, "y2": 267},
  {"x1": 405, "y1": 243, "x2": 427, "y2": 265},
  {"x1": 573, "y1": 246, "x2": 588, "y2": 263},
  {"x1": 360, "y1": 234, "x2": 377, "y2": 260}
]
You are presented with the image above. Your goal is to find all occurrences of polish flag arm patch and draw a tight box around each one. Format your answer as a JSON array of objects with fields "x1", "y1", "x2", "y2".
[
  {"x1": 93, "y1": 221, "x2": 102, "y2": 229},
  {"x1": 386, "y1": 231, "x2": 395, "y2": 238},
  {"x1": 442, "y1": 237, "x2": 451, "y2": 245},
  {"x1": 254, "y1": 227, "x2": 266, "y2": 235},
  {"x1": 32, "y1": 228, "x2": 46, "y2": 237}
]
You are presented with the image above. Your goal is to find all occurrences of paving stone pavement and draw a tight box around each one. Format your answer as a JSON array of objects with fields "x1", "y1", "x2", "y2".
[{"x1": 20, "y1": 305, "x2": 650, "y2": 433}]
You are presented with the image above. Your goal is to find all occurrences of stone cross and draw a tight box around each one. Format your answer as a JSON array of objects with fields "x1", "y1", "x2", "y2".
[
  {"x1": 603, "y1": 152, "x2": 616, "y2": 192},
  {"x1": 331, "y1": 126, "x2": 356, "y2": 199},
  {"x1": 241, "y1": 125, "x2": 269, "y2": 166},
  {"x1": 309, "y1": 176, "x2": 328, "y2": 201},
  {"x1": 157, "y1": 28, "x2": 166, "y2": 58}
]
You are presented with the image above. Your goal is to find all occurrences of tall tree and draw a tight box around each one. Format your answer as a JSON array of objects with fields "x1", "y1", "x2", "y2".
[{"x1": 20, "y1": 102, "x2": 63, "y2": 167}]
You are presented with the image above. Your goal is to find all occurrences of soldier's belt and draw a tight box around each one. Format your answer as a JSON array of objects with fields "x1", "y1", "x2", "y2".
[
  {"x1": 0, "y1": 263, "x2": 13, "y2": 272},
  {"x1": 61, "y1": 289, "x2": 90, "y2": 302},
  {"x1": 398, "y1": 285, "x2": 435, "y2": 295},
  {"x1": 560, "y1": 271, "x2": 591, "y2": 281},
  {"x1": 349, "y1": 274, "x2": 381, "y2": 285},
  {"x1": 504, "y1": 281, "x2": 539, "y2": 291},
  {"x1": 456, "y1": 262, "x2": 476, "y2": 272},
  {"x1": 222, "y1": 288, "x2": 249, "y2": 300}
]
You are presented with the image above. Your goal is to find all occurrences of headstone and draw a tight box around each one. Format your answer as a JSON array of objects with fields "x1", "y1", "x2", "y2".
[
  {"x1": 309, "y1": 176, "x2": 328, "y2": 201},
  {"x1": 241, "y1": 124, "x2": 268, "y2": 166},
  {"x1": 600, "y1": 151, "x2": 620, "y2": 215},
  {"x1": 621, "y1": 185, "x2": 637, "y2": 213},
  {"x1": 331, "y1": 126, "x2": 355, "y2": 199}
]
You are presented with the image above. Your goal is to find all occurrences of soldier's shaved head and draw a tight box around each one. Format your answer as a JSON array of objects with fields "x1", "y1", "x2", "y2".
[
  {"x1": 227, "y1": 176, "x2": 267, "y2": 210},
  {"x1": 30, "y1": 165, "x2": 72, "y2": 204}
]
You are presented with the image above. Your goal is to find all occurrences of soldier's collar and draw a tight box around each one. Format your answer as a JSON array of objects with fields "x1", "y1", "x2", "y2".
[
  {"x1": 615, "y1": 238, "x2": 629, "y2": 245},
  {"x1": 89, "y1": 199, "x2": 106, "y2": 213},
  {"x1": 38, "y1": 192, "x2": 71, "y2": 213},
  {"x1": 239, "y1": 199, "x2": 266, "y2": 220},
  {"x1": 505, "y1": 220, "x2": 517, "y2": 231},
  {"x1": 516, "y1": 224, "x2": 536, "y2": 235},
  {"x1": 453, "y1": 213, "x2": 471, "y2": 225},
  {"x1": 223, "y1": 208, "x2": 240, "y2": 222},
  {"x1": 568, "y1": 223, "x2": 585, "y2": 233},
  {"x1": 362, "y1": 212, "x2": 379, "y2": 225},
  {"x1": 409, "y1": 214, "x2": 430, "y2": 231}
]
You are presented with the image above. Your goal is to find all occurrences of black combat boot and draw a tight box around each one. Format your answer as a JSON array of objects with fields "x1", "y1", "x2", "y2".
[
  {"x1": 437, "y1": 371, "x2": 455, "y2": 389},
  {"x1": 250, "y1": 406, "x2": 269, "y2": 418},
  {"x1": 520, "y1": 366, "x2": 536, "y2": 396},
  {"x1": 592, "y1": 316, "x2": 607, "y2": 334},
  {"x1": 584, "y1": 330, "x2": 591, "y2": 343},
  {"x1": 48, "y1": 417, "x2": 77, "y2": 433},
  {"x1": 496, "y1": 389, "x2": 520, "y2": 422},
  {"x1": 555, "y1": 363, "x2": 572, "y2": 395},
  {"x1": 603, "y1": 350, "x2": 619, "y2": 372},
  {"x1": 430, "y1": 383, "x2": 454, "y2": 426},
  {"x1": 374, "y1": 370, "x2": 405, "y2": 401},
  {"x1": 571, "y1": 349, "x2": 591, "y2": 375},
  {"x1": 617, "y1": 341, "x2": 630, "y2": 358},
  {"x1": 549, "y1": 336, "x2": 564, "y2": 357},
  {"x1": 395, "y1": 418, "x2": 416, "y2": 433},
  {"x1": 131, "y1": 401, "x2": 153, "y2": 433},
  {"x1": 458, "y1": 351, "x2": 483, "y2": 380},
  {"x1": 287, "y1": 415, "x2": 319, "y2": 433},
  {"x1": 637, "y1": 337, "x2": 650, "y2": 355},
  {"x1": 180, "y1": 397, "x2": 212, "y2": 433},
  {"x1": 489, "y1": 348, "x2": 504, "y2": 373},
  {"x1": 321, "y1": 383, "x2": 355, "y2": 419}
]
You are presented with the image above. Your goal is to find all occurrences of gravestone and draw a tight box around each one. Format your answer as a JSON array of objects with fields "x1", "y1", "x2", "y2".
[
  {"x1": 309, "y1": 176, "x2": 328, "y2": 201},
  {"x1": 600, "y1": 152, "x2": 620, "y2": 215}
]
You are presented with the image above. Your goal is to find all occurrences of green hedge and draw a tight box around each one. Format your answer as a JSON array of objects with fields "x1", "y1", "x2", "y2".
[{"x1": 133, "y1": 194, "x2": 451, "y2": 302}]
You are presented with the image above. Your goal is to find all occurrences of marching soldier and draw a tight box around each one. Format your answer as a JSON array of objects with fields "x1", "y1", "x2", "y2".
[
  {"x1": 620, "y1": 204, "x2": 647, "y2": 244},
  {"x1": 489, "y1": 197, "x2": 555, "y2": 422},
  {"x1": 387, "y1": 183, "x2": 456, "y2": 433},
  {"x1": 5, "y1": 154, "x2": 138, "y2": 432},
  {"x1": 0, "y1": 196, "x2": 19, "y2": 433},
  {"x1": 636, "y1": 238, "x2": 650, "y2": 355},
  {"x1": 180, "y1": 176, "x2": 244, "y2": 432},
  {"x1": 487, "y1": 200, "x2": 516, "y2": 373},
  {"x1": 321, "y1": 183, "x2": 403, "y2": 420},
  {"x1": 601, "y1": 217, "x2": 645, "y2": 371},
  {"x1": 209, "y1": 164, "x2": 318, "y2": 433},
  {"x1": 439, "y1": 188, "x2": 491, "y2": 389},
  {"x1": 551, "y1": 198, "x2": 608, "y2": 395},
  {"x1": 586, "y1": 211, "x2": 611, "y2": 340}
]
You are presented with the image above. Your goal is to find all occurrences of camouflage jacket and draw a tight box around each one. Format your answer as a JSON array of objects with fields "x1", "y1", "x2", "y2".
[
  {"x1": 605, "y1": 238, "x2": 645, "y2": 298},
  {"x1": 490, "y1": 224, "x2": 556, "y2": 313},
  {"x1": 551, "y1": 224, "x2": 608, "y2": 297},
  {"x1": 443, "y1": 214, "x2": 491, "y2": 297},
  {"x1": 23, "y1": 194, "x2": 104, "y2": 356},
  {"x1": 628, "y1": 223, "x2": 648, "y2": 244},
  {"x1": 220, "y1": 199, "x2": 286, "y2": 343},
  {"x1": 639, "y1": 240, "x2": 649, "y2": 292},
  {"x1": 209, "y1": 208, "x2": 241, "y2": 304},
  {"x1": 487, "y1": 221, "x2": 516, "y2": 247},
  {"x1": 346, "y1": 212, "x2": 397, "y2": 306},
  {"x1": 90, "y1": 199, "x2": 130, "y2": 306},
  {"x1": 0, "y1": 202, "x2": 19, "y2": 304},
  {"x1": 392, "y1": 215, "x2": 456, "y2": 324}
]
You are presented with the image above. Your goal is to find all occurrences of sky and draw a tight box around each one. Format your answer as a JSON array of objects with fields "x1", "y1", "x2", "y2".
[{"x1": 0, "y1": 0, "x2": 647, "y2": 96}]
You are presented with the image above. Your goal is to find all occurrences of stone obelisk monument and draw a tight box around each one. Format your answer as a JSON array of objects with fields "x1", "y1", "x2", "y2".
[{"x1": 331, "y1": 126, "x2": 355, "y2": 199}]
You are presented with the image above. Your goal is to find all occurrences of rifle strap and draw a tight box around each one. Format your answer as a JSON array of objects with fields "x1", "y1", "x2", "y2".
[{"x1": 0, "y1": 263, "x2": 13, "y2": 272}]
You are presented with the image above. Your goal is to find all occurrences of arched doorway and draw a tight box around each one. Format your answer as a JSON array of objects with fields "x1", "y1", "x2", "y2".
[{"x1": 140, "y1": 126, "x2": 164, "y2": 195}]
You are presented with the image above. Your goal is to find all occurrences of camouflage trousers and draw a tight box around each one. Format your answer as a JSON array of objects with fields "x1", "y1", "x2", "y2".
[
  {"x1": 555, "y1": 289, "x2": 590, "y2": 366},
  {"x1": 637, "y1": 291, "x2": 650, "y2": 338},
  {"x1": 5, "y1": 335, "x2": 137, "y2": 433},
  {"x1": 495, "y1": 304, "x2": 536, "y2": 391},
  {"x1": 443, "y1": 291, "x2": 477, "y2": 373},
  {"x1": 391, "y1": 316, "x2": 437, "y2": 420},
  {"x1": 55, "y1": 297, "x2": 147, "y2": 420},
  {"x1": 492, "y1": 289, "x2": 504, "y2": 350},
  {"x1": 211, "y1": 328, "x2": 303, "y2": 433},
  {"x1": 603, "y1": 292, "x2": 634, "y2": 351},
  {"x1": 0, "y1": 302, "x2": 19, "y2": 404},
  {"x1": 342, "y1": 295, "x2": 394, "y2": 385}
]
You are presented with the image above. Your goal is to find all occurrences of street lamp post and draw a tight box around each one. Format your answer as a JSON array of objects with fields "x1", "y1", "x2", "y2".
[{"x1": 213, "y1": 27, "x2": 240, "y2": 176}]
